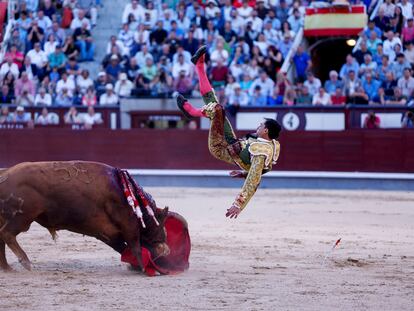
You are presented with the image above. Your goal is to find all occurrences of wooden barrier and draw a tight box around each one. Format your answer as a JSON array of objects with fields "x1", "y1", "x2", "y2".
[{"x1": 0, "y1": 129, "x2": 413, "y2": 172}]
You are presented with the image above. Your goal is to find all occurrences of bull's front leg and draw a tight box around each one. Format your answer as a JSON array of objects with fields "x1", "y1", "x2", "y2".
[
  {"x1": 127, "y1": 237, "x2": 144, "y2": 272},
  {"x1": 0, "y1": 239, "x2": 12, "y2": 271}
]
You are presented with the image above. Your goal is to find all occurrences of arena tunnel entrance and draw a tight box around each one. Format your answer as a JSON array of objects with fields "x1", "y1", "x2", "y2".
[{"x1": 308, "y1": 37, "x2": 356, "y2": 81}]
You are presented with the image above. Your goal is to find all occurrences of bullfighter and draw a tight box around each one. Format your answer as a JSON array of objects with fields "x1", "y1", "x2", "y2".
[{"x1": 176, "y1": 46, "x2": 281, "y2": 219}]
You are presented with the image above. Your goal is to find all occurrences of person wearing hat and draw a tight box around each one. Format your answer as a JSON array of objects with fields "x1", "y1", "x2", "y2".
[
  {"x1": 12, "y1": 106, "x2": 31, "y2": 123},
  {"x1": 176, "y1": 46, "x2": 281, "y2": 219},
  {"x1": 105, "y1": 54, "x2": 122, "y2": 83},
  {"x1": 99, "y1": 83, "x2": 119, "y2": 105},
  {"x1": 115, "y1": 72, "x2": 134, "y2": 97}
]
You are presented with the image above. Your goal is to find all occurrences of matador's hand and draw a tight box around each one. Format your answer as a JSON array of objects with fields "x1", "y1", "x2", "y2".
[{"x1": 226, "y1": 205, "x2": 241, "y2": 219}]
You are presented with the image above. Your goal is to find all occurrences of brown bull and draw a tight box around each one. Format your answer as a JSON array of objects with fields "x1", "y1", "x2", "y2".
[{"x1": 0, "y1": 161, "x2": 169, "y2": 272}]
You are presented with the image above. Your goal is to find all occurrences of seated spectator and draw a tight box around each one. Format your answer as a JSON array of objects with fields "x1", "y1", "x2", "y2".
[
  {"x1": 2, "y1": 72, "x2": 16, "y2": 95},
  {"x1": 383, "y1": 31, "x2": 402, "y2": 59},
  {"x1": 11, "y1": 106, "x2": 31, "y2": 123},
  {"x1": 402, "y1": 18, "x2": 414, "y2": 45},
  {"x1": 370, "y1": 87, "x2": 387, "y2": 105},
  {"x1": 36, "y1": 107, "x2": 59, "y2": 125},
  {"x1": 27, "y1": 20, "x2": 45, "y2": 51},
  {"x1": 122, "y1": 0, "x2": 144, "y2": 25},
  {"x1": 373, "y1": 43, "x2": 385, "y2": 65},
  {"x1": 73, "y1": 21, "x2": 95, "y2": 61},
  {"x1": 267, "y1": 85, "x2": 283, "y2": 106},
  {"x1": 151, "y1": 68, "x2": 173, "y2": 97},
  {"x1": 380, "y1": 0, "x2": 395, "y2": 18},
  {"x1": 16, "y1": 89, "x2": 35, "y2": 106},
  {"x1": 362, "y1": 73, "x2": 381, "y2": 100},
  {"x1": 0, "y1": 106, "x2": 12, "y2": 123},
  {"x1": 397, "y1": 68, "x2": 414, "y2": 97},
  {"x1": 339, "y1": 54, "x2": 359, "y2": 80},
  {"x1": 210, "y1": 59, "x2": 228, "y2": 88},
  {"x1": 296, "y1": 85, "x2": 312, "y2": 105},
  {"x1": 64, "y1": 107, "x2": 82, "y2": 124},
  {"x1": 304, "y1": 72, "x2": 321, "y2": 96},
  {"x1": 107, "y1": 35, "x2": 127, "y2": 57},
  {"x1": 352, "y1": 40, "x2": 370, "y2": 65},
  {"x1": 125, "y1": 57, "x2": 140, "y2": 81},
  {"x1": 99, "y1": 84, "x2": 119, "y2": 105},
  {"x1": 385, "y1": 87, "x2": 407, "y2": 105},
  {"x1": 359, "y1": 54, "x2": 377, "y2": 77},
  {"x1": 312, "y1": 87, "x2": 331, "y2": 106},
  {"x1": 173, "y1": 70, "x2": 192, "y2": 96},
  {"x1": 0, "y1": 56, "x2": 19, "y2": 80},
  {"x1": 62, "y1": 36, "x2": 80, "y2": 60},
  {"x1": 5, "y1": 45, "x2": 24, "y2": 69},
  {"x1": 405, "y1": 42, "x2": 414, "y2": 64},
  {"x1": 0, "y1": 85, "x2": 14, "y2": 104},
  {"x1": 135, "y1": 44, "x2": 153, "y2": 68},
  {"x1": 133, "y1": 24, "x2": 150, "y2": 55},
  {"x1": 401, "y1": 110, "x2": 414, "y2": 128},
  {"x1": 56, "y1": 72, "x2": 76, "y2": 97},
  {"x1": 150, "y1": 21, "x2": 168, "y2": 46},
  {"x1": 324, "y1": 70, "x2": 343, "y2": 95},
  {"x1": 95, "y1": 72, "x2": 110, "y2": 98},
  {"x1": 70, "y1": 9, "x2": 91, "y2": 31},
  {"x1": 250, "y1": 85, "x2": 267, "y2": 106},
  {"x1": 104, "y1": 55, "x2": 122, "y2": 83},
  {"x1": 44, "y1": 34, "x2": 58, "y2": 57},
  {"x1": 363, "y1": 111, "x2": 381, "y2": 129},
  {"x1": 283, "y1": 88, "x2": 296, "y2": 106},
  {"x1": 382, "y1": 72, "x2": 397, "y2": 97},
  {"x1": 66, "y1": 57, "x2": 81, "y2": 77},
  {"x1": 76, "y1": 70, "x2": 94, "y2": 95},
  {"x1": 82, "y1": 86, "x2": 98, "y2": 106},
  {"x1": 227, "y1": 83, "x2": 249, "y2": 114},
  {"x1": 115, "y1": 73, "x2": 134, "y2": 97},
  {"x1": 249, "y1": 71, "x2": 275, "y2": 98},
  {"x1": 48, "y1": 44, "x2": 67, "y2": 72},
  {"x1": 366, "y1": 31, "x2": 381, "y2": 56},
  {"x1": 348, "y1": 86, "x2": 369, "y2": 105},
  {"x1": 331, "y1": 87, "x2": 346, "y2": 105},
  {"x1": 8, "y1": 29, "x2": 25, "y2": 53},
  {"x1": 373, "y1": 8, "x2": 390, "y2": 32},
  {"x1": 392, "y1": 54, "x2": 411, "y2": 79},
  {"x1": 172, "y1": 46, "x2": 192, "y2": 65},
  {"x1": 26, "y1": 42, "x2": 47, "y2": 78},
  {"x1": 210, "y1": 39, "x2": 229, "y2": 66},
  {"x1": 278, "y1": 33, "x2": 293, "y2": 59},
  {"x1": 139, "y1": 57, "x2": 157, "y2": 85},
  {"x1": 376, "y1": 55, "x2": 392, "y2": 82},
  {"x1": 172, "y1": 54, "x2": 192, "y2": 79},
  {"x1": 34, "y1": 87, "x2": 52, "y2": 106},
  {"x1": 55, "y1": 88, "x2": 74, "y2": 107},
  {"x1": 46, "y1": 21, "x2": 66, "y2": 46},
  {"x1": 76, "y1": 1, "x2": 98, "y2": 27},
  {"x1": 364, "y1": 20, "x2": 382, "y2": 40},
  {"x1": 14, "y1": 72, "x2": 35, "y2": 99},
  {"x1": 82, "y1": 106, "x2": 103, "y2": 129}
]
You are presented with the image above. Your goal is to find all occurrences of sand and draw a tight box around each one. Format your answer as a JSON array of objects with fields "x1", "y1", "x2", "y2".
[{"x1": 0, "y1": 188, "x2": 413, "y2": 311}]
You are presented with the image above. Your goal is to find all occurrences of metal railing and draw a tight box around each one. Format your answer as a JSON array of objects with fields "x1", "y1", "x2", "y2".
[{"x1": 0, "y1": 0, "x2": 16, "y2": 63}]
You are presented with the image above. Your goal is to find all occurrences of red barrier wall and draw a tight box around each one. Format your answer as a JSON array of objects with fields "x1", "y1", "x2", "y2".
[{"x1": 0, "y1": 129, "x2": 413, "y2": 172}]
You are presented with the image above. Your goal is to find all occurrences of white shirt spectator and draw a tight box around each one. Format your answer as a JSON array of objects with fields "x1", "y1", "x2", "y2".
[
  {"x1": 36, "y1": 112, "x2": 59, "y2": 125},
  {"x1": 312, "y1": 91, "x2": 332, "y2": 106},
  {"x1": 122, "y1": 2, "x2": 145, "y2": 24},
  {"x1": 99, "y1": 92, "x2": 119, "y2": 105},
  {"x1": 135, "y1": 50, "x2": 153, "y2": 68},
  {"x1": 134, "y1": 29, "x2": 150, "y2": 46},
  {"x1": 246, "y1": 16, "x2": 264, "y2": 33},
  {"x1": 0, "y1": 62, "x2": 19, "y2": 79},
  {"x1": 229, "y1": 90, "x2": 249, "y2": 106},
  {"x1": 397, "y1": 76, "x2": 414, "y2": 97},
  {"x1": 56, "y1": 78, "x2": 76, "y2": 96},
  {"x1": 210, "y1": 49, "x2": 229, "y2": 66},
  {"x1": 249, "y1": 77, "x2": 275, "y2": 97},
  {"x1": 34, "y1": 93, "x2": 52, "y2": 106},
  {"x1": 173, "y1": 50, "x2": 192, "y2": 64},
  {"x1": 237, "y1": 5, "x2": 253, "y2": 19},
  {"x1": 398, "y1": 1, "x2": 413, "y2": 20},
  {"x1": 26, "y1": 49, "x2": 48, "y2": 68},
  {"x1": 205, "y1": 5, "x2": 220, "y2": 19},
  {"x1": 304, "y1": 77, "x2": 322, "y2": 96},
  {"x1": 76, "y1": 75, "x2": 94, "y2": 95},
  {"x1": 44, "y1": 41, "x2": 57, "y2": 56},
  {"x1": 70, "y1": 17, "x2": 91, "y2": 31},
  {"x1": 82, "y1": 112, "x2": 103, "y2": 125},
  {"x1": 36, "y1": 15, "x2": 52, "y2": 31},
  {"x1": 172, "y1": 61, "x2": 192, "y2": 79},
  {"x1": 115, "y1": 78, "x2": 134, "y2": 97},
  {"x1": 380, "y1": 2, "x2": 396, "y2": 17},
  {"x1": 383, "y1": 37, "x2": 403, "y2": 57}
]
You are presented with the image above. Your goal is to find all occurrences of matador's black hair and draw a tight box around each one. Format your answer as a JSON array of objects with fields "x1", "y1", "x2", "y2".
[{"x1": 264, "y1": 118, "x2": 281, "y2": 140}]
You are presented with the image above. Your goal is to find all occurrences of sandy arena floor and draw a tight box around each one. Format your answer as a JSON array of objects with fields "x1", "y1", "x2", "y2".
[{"x1": 0, "y1": 188, "x2": 413, "y2": 311}]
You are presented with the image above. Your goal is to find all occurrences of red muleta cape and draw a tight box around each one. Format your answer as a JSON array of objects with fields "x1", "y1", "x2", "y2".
[{"x1": 121, "y1": 211, "x2": 191, "y2": 276}]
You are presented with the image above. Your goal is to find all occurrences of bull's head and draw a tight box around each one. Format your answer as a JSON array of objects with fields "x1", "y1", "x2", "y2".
[{"x1": 140, "y1": 206, "x2": 170, "y2": 259}]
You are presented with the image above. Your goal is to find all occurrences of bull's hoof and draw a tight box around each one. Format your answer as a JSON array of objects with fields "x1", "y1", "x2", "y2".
[
  {"x1": 0, "y1": 264, "x2": 13, "y2": 272},
  {"x1": 19, "y1": 259, "x2": 31, "y2": 271},
  {"x1": 191, "y1": 45, "x2": 207, "y2": 65}
]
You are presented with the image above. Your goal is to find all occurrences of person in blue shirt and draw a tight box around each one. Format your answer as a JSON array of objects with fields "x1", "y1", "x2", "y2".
[
  {"x1": 340, "y1": 54, "x2": 360, "y2": 80},
  {"x1": 250, "y1": 85, "x2": 267, "y2": 106},
  {"x1": 362, "y1": 72, "x2": 381, "y2": 100},
  {"x1": 293, "y1": 45, "x2": 311, "y2": 82},
  {"x1": 324, "y1": 70, "x2": 344, "y2": 95}
]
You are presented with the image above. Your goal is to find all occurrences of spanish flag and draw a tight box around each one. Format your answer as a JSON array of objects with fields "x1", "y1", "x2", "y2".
[{"x1": 304, "y1": 5, "x2": 367, "y2": 37}]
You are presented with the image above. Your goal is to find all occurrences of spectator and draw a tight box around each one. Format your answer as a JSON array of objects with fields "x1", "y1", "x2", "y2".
[
  {"x1": 66, "y1": 57, "x2": 81, "y2": 77},
  {"x1": 340, "y1": 54, "x2": 360, "y2": 80},
  {"x1": 44, "y1": 33, "x2": 58, "y2": 56},
  {"x1": 70, "y1": 9, "x2": 91, "y2": 31},
  {"x1": 172, "y1": 54, "x2": 192, "y2": 79},
  {"x1": 363, "y1": 111, "x2": 381, "y2": 128},
  {"x1": 249, "y1": 71, "x2": 275, "y2": 97},
  {"x1": 73, "y1": 21, "x2": 95, "y2": 61},
  {"x1": 150, "y1": 21, "x2": 168, "y2": 46},
  {"x1": 27, "y1": 20, "x2": 45, "y2": 50},
  {"x1": 5, "y1": 45, "x2": 24, "y2": 69},
  {"x1": 210, "y1": 59, "x2": 229, "y2": 88},
  {"x1": 359, "y1": 54, "x2": 377, "y2": 77},
  {"x1": 373, "y1": 8, "x2": 390, "y2": 31},
  {"x1": 105, "y1": 55, "x2": 123, "y2": 83},
  {"x1": 296, "y1": 85, "x2": 313, "y2": 105},
  {"x1": 405, "y1": 42, "x2": 414, "y2": 64},
  {"x1": 331, "y1": 87, "x2": 346, "y2": 105},
  {"x1": 377, "y1": 55, "x2": 392, "y2": 82},
  {"x1": 278, "y1": 33, "x2": 293, "y2": 59},
  {"x1": 370, "y1": 87, "x2": 387, "y2": 105},
  {"x1": 122, "y1": 0, "x2": 144, "y2": 24},
  {"x1": 36, "y1": 107, "x2": 59, "y2": 125},
  {"x1": 0, "y1": 85, "x2": 14, "y2": 104},
  {"x1": 293, "y1": 44, "x2": 311, "y2": 82},
  {"x1": 14, "y1": 72, "x2": 36, "y2": 98},
  {"x1": 312, "y1": 87, "x2": 331, "y2": 106},
  {"x1": 227, "y1": 83, "x2": 249, "y2": 115},
  {"x1": 56, "y1": 72, "x2": 76, "y2": 97},
  {"x1": 64, "y1": 106, "x2": 82, "y2": 124},
  {"x1": 210, "y1": 39, "x2": 229, "y2": 66},
  {"x1": 362, "y1": 73, "x2": 381, "y2": 100},
  {"x1": 82, "y1": 106, "x2": 103, "y2": 129},
  {"x1": 135, "y1": 44, "x2": 153, "y2": 68},
  {"x1": 0, "y1": 106, "x2": 12, "y2": 123},
  {"x1": 304, "y1": 72, "x2": 321, "y2": 96},
  {"x1": 267, "y1": 85, "x2": 283, "y2": 106},
  {"x1": 348, "y1": 86, "x2": 369, "y2": 105},
  {"x1": 382, "y1": 71, "x2": 398, "y2": 97},
  {"x1": 173, "y1": 70, "x2": 193, "y2": 96},
  {"x1": 115, "y1": 73, "x2": 134, "y2": 97},
  {"x1": 283, "y1": 88, "x2": 296, "y2": 106},
  {"x1": 55, "y1": 88, "x2": 74, "y2": 106},
  {"x1": 34, "y1": 87, "x2": 52, "y2": 106},
  {"x1": 398, "y1": 0, "x2": 413, "y2": 20},
  {"x1": 383, "y1": 31, "x2": 402, "y2": 59},
  {"x1": 250, "y1": 85, "x2": 267, "y2": 106},
  {"x1": 397, "y1": 68, "x2": 414, "y2": 97},
  {"x1": 95, "y1": 72, "x2": 110, "y2": 98},
  {"x1": 99, "y1": 84, "x2": 119, "y2": 105},
  {"x1": 380, "y1": 0, "x2": 396, "y2": 18},
  {"x1": 0, "y1": 56, "x2": 19, "y2": 80},
  {"x1": 62, "y1": 36, "x2": 80, "y2": 60},
  {"x1": 77, "y1": 69, "x2": 94, "y2": 95},
  {"x1": 82, "y1": 86, "x2": 98, "y2": 106},
  {"x1": 324, "y1": 70, "x2": 343, "y2": 95},
  {"x1": 46, "y1": 21, "x2": 66, "y2": 45},
  {"x1": 386, "y1": 87, "x2": 407, "y2": 105},
  {"x1": 392, "y1": 54, "x2": 411, "y2": 79},
  {"x1": 353, "y1": 40, "x2": 370, "y2": 65},
  {"x1": 151, "y1": 68, "x2": 173, "y2": 97},
  {"x1": 12, "y1": 106, "x2": 31, "y2": 123},
  {"x1": 48, "y1": 44, "x2": 67, "y2": 72},
  {"x1": 364, "y1": 20, "x2": 382, "y2": 39},
  {"x1": 366, "y1": 31, "x2": 381, "y2": 56},
  {"x1": 139, "y1": 57, "x2": 158, "y2": 86},
  {"x1": 402, "y1": 18, "x2": 414, "y2": 45},
  {"x1": 26, "y1": 42, "x2": 47, "y2": 78},
  {"x1": 401, "y1": 110, "x2": 414, "y2": 128}
]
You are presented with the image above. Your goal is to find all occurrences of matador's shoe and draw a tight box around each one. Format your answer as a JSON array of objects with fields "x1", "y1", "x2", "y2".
[
  {"x1": 191, "y1": 45, "x2": 207, "y2": 65},
  {"x1": 176, "y1": 94, "x2": 194, "y2": 120}
]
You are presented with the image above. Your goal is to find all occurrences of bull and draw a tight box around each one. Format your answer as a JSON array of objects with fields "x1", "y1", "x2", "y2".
[{"x1": 0, "y1": 161, "x2": 169, "y2": 272}]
